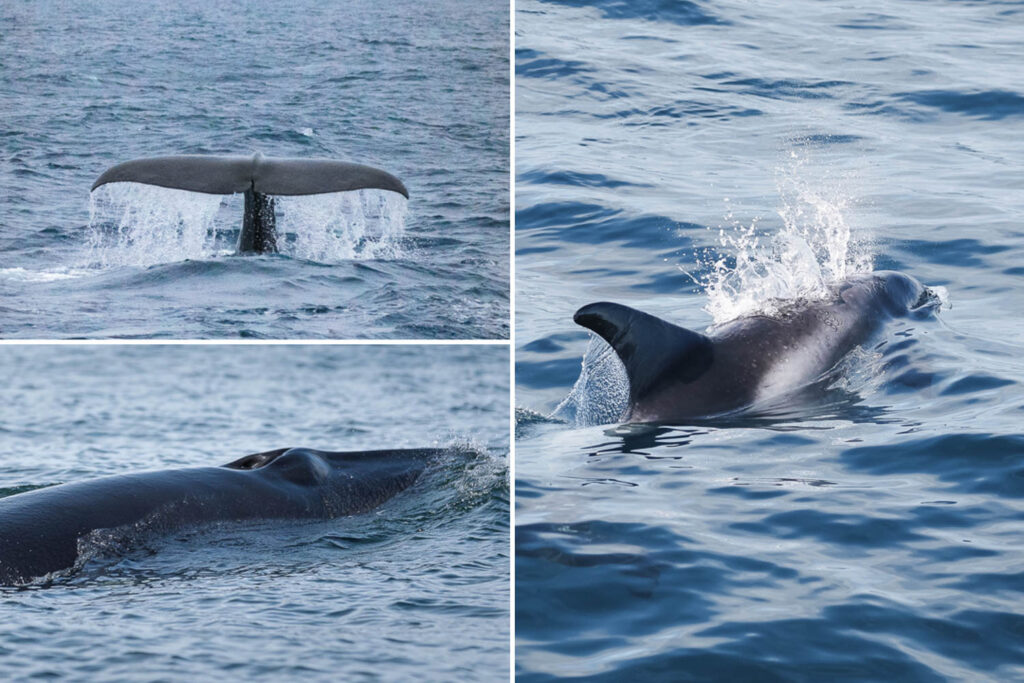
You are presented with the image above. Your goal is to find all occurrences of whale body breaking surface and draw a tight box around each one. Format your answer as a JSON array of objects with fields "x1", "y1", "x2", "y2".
[
  {"x1": 0, "y1": 447, "x2": 444, "y2": 586},
  {"x1": 573, "y1": 271, "x2": 938, "y2": 423}
]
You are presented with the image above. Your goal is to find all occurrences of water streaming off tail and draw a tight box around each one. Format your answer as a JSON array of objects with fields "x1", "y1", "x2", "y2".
[
  {"x1": 84, "y1": 184, "x2": 407, "y2": 267},
  {"x1": 275, "y1": 190, "x2": 407, "y2": 261},
  {"x1": 86, "y1": 184, "x2": 226, "y2": 267},
  {"x1": 553, "y1": 333, "x2": 630, "y2": 427},
  {"x1": 698, "y1": 151, "x2": 875, "y2": 325}
]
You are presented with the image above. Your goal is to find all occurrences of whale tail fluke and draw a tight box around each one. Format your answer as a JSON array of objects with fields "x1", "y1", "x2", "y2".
[
  {"x1": 574, "y1": 302, "x2": 714, "y2": 404},
  {"x1": 91, "y1": 153, "x2": 408, "y2": 254}
]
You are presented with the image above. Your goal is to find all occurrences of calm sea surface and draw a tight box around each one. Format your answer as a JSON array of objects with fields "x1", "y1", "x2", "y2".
[
  {"x1": 1, "y1": 0, "x2": 508, "y2": 339},
  {"x1": 0, "y1": 345, "x2": 509, "y2": 680},
  {"x1": 516, "y1": 0, "x2": 1024, "y2": 679}
]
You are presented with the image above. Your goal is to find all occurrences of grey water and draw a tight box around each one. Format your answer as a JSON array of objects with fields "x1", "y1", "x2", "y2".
[
  {"x1": 0, "y1": 0, "x2": 508, "y2": 339},
  {"x1": 516, "y1": 0, "x2": 1024, "y2": 679},
  {"x1": 0, "y1": 345, "x2": 509, "y2": 680}
]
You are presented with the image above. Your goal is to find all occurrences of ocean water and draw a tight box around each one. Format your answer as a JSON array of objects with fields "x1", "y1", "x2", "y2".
[
  {"x1": 0, "y1": 345, "x2": 509, "y2": 680},
  {"x1": 0, "y1": 0, "x2": 508, "y2": 339},
  {"x1": 515, "y1": 0, "x2": 1024, "y2": 679}
]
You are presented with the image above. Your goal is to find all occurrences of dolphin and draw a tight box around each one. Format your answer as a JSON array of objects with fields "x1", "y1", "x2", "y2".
[
  {"x1": 0, "y1": 447, "x2": 441, "y2": 586},
  {"x1": 573, "y1": 271, "x2": 936, "y2": 423},
  {"x1": 91, "y1": 153, "x2": 409, "y2": 253}
]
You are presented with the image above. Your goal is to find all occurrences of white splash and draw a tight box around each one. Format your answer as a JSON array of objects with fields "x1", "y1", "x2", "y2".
[
  {"x1": 275, "y1": 190, "x2": 407, "y2": 262},
  {"x1": 552, "y1": 333, "x2": 630, "y2": 427},
  {"x1": 697, "y1": 152, "x2": 874, "y2": 325},
  {"x1": 82, "y1": 184, "x2": 408, "y2": 268},
  {"x1": 85, "y1": 183, "x2": 225, "y2": 268}
]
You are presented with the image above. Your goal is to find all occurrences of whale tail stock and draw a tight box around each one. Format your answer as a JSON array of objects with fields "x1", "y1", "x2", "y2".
[
  {"x1": 91, "y1": 153, "x2": 409, "y2": 254},
  {"x1": 574, "y1": 302, "x2": 713, "y2": 404}
]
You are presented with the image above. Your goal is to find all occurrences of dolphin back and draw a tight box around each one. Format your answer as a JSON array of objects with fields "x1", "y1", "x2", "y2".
[{"x1": 91, "y1": 153, "x2": 409, "y2": 198}]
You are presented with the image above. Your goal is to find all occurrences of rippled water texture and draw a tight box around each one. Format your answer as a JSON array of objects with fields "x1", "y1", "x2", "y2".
[
  {"x1": 0, "y1": 0, "x2": 508, "y2": 338},
  {"x1": 516, "y1": 0, "x2": 1024, "y2": 679},
  {"x1": 0, "y1": 346, "x2": 509, "y2": 679}
]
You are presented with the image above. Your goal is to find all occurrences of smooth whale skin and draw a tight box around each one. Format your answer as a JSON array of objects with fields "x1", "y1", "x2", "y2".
[
  {"x1": 574, "y1": 271, "x2": 935, "y2": 423},
  {"x1": 0, "y1": 447, "x2": 441, "y2": 586},
  {"x1": 91, "y1": 154, "x2": 409, "y2": 198},
  {"x1": 91, "y1": 153, "x2": 409, "y2": 254}
]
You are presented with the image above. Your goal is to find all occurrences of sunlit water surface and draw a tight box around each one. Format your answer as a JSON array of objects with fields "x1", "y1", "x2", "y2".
[{"x1": 516, "y1": 0, "x2": 1024, "y2": 679}]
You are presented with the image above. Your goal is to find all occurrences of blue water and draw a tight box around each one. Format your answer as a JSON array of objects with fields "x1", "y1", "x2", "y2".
[
  {"x1": 0, "y1": 345, "x2": 508, "y2": 679},
  {"x1": 515, "y1": 0, "x2": 1024, "y2": 679},
  {"x1": 0, "y1": 0, "x2": 508, "y2": 339}
]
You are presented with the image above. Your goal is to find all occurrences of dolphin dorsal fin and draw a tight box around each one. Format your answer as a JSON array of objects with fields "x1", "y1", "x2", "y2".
[{"x1": 574, "y1": 302, "x2": 713, "y2": 403}]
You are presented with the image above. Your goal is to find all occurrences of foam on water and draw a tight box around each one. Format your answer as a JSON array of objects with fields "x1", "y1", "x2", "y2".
[
  {"x1": 83, "y1": 184, "x2": 407, "y2": 267},
  {"x1": 0, "y1": 267, "x2": 91, "y2": 283},
  {"x1": 698, "y1": 151, "x2": 874, "y2": 325}
]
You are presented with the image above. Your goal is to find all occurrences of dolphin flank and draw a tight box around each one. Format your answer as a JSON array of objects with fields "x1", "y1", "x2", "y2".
[
  {"x1": 573, "y1": 270, "x2": 937, "y2": 423},
  {"x1": 0, "y1": 447, "x2": 442, "y2": 586}
]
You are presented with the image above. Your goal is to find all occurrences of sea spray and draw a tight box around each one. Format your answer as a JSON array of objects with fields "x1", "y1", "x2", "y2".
[
  {"x1": 553, "y1": 333, "x2": 630, "y2": 427},
  {"x1": 85, "y1": 184, "x2": 225, "y2": 267},
  {"x1": 698, "y1": 151, "x2": 874, "y2": 325},
  {"x1": 84, "y1": 184, "x2": 407, "y2": 267},
  {"x1": 276, "y1": 190, "x2": 407, "y2": 261}
]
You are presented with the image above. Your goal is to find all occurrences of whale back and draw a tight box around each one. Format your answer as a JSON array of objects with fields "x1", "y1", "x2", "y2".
[{"x1": 0, "y1": 447, "x2": 446, "y2": 585}]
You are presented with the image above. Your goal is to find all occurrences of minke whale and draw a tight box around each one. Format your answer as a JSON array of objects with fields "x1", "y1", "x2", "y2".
[
  {"x1": 0, "y1": 447, "x2": 440, "y2": 586},
  {"x1": 574, "y1": 271, "x2": 936, "y2": 423},
  {"x1": 92, "y1": 153, "x2": 409, "y2": 254}
]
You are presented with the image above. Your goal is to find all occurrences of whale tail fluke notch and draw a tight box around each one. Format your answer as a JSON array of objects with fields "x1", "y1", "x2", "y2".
[
  {"x1": 91, "y1": 153, "x2": 409, "y2": 254},
  {"x1": 574, "y1": 302, "x2": 714, "y2": 403}
]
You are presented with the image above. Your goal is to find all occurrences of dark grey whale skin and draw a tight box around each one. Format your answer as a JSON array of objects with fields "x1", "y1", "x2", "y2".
[
  {"x1": 574, "y1": 271, "x2": 934, "y2": 423},
  {"x1": 0, "y1": 447, "x2": 441, "y2": 586}
]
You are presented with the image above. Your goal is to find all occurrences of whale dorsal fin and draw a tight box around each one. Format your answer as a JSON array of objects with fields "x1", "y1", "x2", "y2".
[{"x1": 574, "y1": 302, "x2": 713, "y2": 404}]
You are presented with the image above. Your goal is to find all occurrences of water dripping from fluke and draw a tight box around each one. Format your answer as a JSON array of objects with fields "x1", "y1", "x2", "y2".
[{"x1": 84, "y1": 153, "x2": 409, "y2": 268}]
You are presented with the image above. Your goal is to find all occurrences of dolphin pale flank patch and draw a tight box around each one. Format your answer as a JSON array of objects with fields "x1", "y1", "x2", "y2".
[
  {"x1": 0, "y1": 447, "x2": 442, "y2": 586},
  {"x1": 573, "y1": 271, "x2": 938, "y2": 423},
  {"x1": 91, "y1": 154, "x2": 409, "y2": 254}
]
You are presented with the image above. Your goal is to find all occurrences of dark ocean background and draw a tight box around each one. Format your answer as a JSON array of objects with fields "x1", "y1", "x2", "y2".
[
  {"x1": 515, "y1": 0, "x2": 1024, "y2": 679},
  {"x1": 0, "y1": 345, "x2": 509, "y2": 680},
  {"x1": 0, "y1": 0, "x2": 508, "y2": 339}
]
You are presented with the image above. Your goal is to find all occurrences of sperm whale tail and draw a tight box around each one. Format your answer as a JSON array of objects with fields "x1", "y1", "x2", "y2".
[{"x1": 91, "y1": 153, "x2": 409, "y2": 254}]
